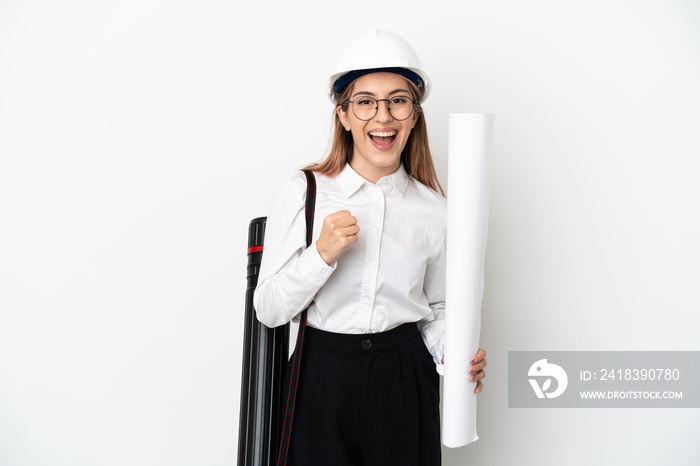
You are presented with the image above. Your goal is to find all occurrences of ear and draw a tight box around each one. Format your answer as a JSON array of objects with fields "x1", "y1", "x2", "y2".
[{"x1": 337, "y1": 105, "x2": 351, "y2": 131}]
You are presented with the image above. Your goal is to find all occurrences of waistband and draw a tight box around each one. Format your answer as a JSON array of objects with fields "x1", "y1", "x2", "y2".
[{"x1": 304, "y1": 322, "x2": 419, "y2": 352}]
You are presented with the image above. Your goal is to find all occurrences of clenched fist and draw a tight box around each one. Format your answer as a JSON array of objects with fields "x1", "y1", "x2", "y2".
[{"x1": 316, "y1": 210, "x2": 360, "y2": 265}]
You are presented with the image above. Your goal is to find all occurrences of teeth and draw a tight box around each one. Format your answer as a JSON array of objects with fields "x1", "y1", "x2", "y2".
[{"x1": 369, "y1": 130, "x2": 396, "y2": 137}]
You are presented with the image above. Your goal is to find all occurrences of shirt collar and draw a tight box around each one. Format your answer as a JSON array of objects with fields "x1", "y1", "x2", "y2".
[
  {"x1": 337, "y1": 164, "x2": 366, "y2": 198},
  {"x1": 337, "y1": 163, "x2": 410, "y2": 198},
  {"x1": 385, "y1": 163, "x2": 410, "y2": 196}
]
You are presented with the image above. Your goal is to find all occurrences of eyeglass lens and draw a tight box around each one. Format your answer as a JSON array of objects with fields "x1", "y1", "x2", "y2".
[{"x1": 351, "y1": 97, "x2": 414, "y2": 121}]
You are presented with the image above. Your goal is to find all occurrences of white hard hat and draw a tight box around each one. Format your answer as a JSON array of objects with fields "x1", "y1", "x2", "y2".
[{"x1": 328, "y1": 27, "x2": 432, "y2": 104}]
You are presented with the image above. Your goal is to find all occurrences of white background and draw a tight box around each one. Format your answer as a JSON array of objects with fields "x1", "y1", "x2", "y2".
[{"x1": 1, "y1": 1, "x2": 699, "y2": 465}]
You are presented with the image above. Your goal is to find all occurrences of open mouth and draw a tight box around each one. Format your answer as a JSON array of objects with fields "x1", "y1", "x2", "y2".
[{"x1": 368, "y1": 130, "x2": 397, "y2": 148}]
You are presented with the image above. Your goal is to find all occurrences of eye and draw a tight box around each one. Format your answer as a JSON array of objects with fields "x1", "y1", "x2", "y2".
[
  {"x1": 356, "y1": 98, "x2": 375, "y2": 106},
  {"x1": 390, "y1": 97, "x2": 410, "y2": 105}
]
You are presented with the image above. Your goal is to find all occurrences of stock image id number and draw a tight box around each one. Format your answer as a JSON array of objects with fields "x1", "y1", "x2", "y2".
[{"x1": 580, "y1": 368, "x2": 680, "y2": 381}]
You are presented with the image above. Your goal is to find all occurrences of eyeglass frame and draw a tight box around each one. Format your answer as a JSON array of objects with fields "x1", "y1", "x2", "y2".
[{"x1": 341, "y1": 96, "x2": 418, "y2": 121}]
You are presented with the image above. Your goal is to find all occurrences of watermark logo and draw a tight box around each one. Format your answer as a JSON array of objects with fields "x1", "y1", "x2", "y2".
[
  {"x1": 510, "y1": 351, "x2": 697, "y2": 408},
  {"x1": 528, "y1": 359, "x2": 568, "y2": 399}
]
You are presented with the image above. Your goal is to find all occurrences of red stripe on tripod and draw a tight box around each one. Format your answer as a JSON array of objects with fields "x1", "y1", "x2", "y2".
[{"x1": 247, "y1": 246, "x2": 263, "y2": 254}]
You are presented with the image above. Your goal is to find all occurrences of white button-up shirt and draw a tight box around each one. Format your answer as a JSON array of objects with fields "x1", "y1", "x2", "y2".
[{"x1": 253, "y1": 163, "x2": 446, "y2": 369}]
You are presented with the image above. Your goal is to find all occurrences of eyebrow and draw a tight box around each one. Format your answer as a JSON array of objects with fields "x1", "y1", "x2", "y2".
[{"x1": 351, "y1": 89, "x2": 411, "y2": 99}]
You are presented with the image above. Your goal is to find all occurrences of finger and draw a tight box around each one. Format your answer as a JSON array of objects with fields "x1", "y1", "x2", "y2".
[
  {"x1": 470, "y1": 348, "x2": 486, "y2": 364},
  {"x1": 327, "y1": 210, "x2": 355, "y2": 223},
  {"x1": 326, "y1": 210, "x2": 352, "y2": 220},
  {"x1": 475, "y1": 380, "x2": 483, "y2": 394},
  {"x1": 469, "y1": 369, "x2": 485, "y2": 383},
  {"x1": 326, "y1": 214, "x2": 357, "y2": 231},
  {"x1": 339, "y1": 231, "x2": 359, "y2": 246},
  {"x1": 336, "y1": 215, "x2": 358, "y2": 228},
  {"x1": 469, "y1": 357, "x2": 486, "y2": 375},
  {"x1": 343, "y1": 224, "x2": 360, "y2": 236},
  {"x1": 332, "y1": 225, "x2": 359, "y2": 242}
]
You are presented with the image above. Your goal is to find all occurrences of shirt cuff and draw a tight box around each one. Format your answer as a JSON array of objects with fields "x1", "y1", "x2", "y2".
[
  {"x1": 436, "y1": 363, "x2": 445, "y2": 376},
  {"x1": 431, "y1": 338, "x2": 445, "y2": 376},
  {"x1": 296, "y1": 240, "x2": 335, "y2": 287},
  {"x1": 419, "y1": 329, "x2": 445, "y2": 376}
]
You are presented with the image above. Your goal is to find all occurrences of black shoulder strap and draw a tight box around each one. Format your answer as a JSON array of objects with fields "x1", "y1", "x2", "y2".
[
  {"x1": 303, "y1": 169, "x2": 316, "y2": 248},
  {"x1": 277, "y1": 169, "x2": 315, "y2": 466}
]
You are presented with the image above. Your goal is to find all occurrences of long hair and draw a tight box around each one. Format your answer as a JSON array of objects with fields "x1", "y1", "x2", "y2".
[{"x1": 305, "y1": 76, "x2": 445, "y2": 196}]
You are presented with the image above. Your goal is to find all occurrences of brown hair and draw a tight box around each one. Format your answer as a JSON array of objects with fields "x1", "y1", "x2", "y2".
[{"x1": 305, "y1": 75, "x2": 445, "y2": 196}]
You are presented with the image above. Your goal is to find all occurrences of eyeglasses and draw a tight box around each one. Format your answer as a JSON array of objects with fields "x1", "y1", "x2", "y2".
[{"x1": 343, "y1": 96, "x2": 417, "y2": 121}]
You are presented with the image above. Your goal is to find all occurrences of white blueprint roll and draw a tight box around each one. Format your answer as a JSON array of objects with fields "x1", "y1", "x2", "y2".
[{"x1": 442, "y1": 113, "x2": 494, "y2": 448}]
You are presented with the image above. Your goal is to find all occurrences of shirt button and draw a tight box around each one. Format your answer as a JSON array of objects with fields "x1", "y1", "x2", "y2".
[
  {"x1": 361, "y1": 339, "x2": 372, "y2": 350},
  {"x1": 373, "y1": 225, "x2": 379, "y2": 231}
]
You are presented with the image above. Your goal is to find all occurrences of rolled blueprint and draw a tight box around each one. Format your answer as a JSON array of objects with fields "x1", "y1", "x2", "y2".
[{"x1": 442, "y1": 113, "x2": 494, "y2": 448}]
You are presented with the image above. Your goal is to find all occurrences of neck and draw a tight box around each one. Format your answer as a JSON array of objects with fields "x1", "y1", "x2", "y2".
[{"x1": 348, "y1": 159, "x2": 401, "y2": 184}]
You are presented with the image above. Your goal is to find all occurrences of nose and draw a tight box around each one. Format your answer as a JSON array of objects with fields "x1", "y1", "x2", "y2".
[{"x1": 373, "y1": 99, "x2": 393, "y2": 122}]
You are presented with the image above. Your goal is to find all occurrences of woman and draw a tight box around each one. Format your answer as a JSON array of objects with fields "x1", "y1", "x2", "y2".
[{"x1": 254, "y1": 28, "x2": 486, "y2": 466}]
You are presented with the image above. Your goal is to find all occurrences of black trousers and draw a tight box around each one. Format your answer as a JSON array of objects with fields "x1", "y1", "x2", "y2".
[{"x1": 282, "y1": 322, "x2": 441, "y2": 466}]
